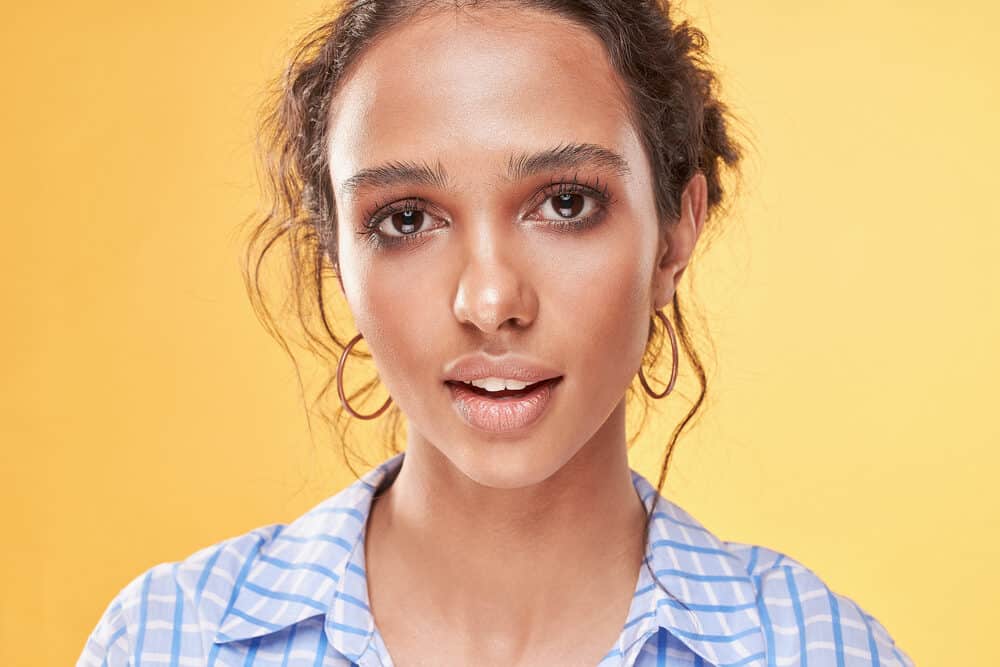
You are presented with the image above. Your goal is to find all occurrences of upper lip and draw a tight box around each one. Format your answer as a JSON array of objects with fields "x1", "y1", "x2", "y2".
[{"x1": 443, "y1": 352, "x2": 563, "y2": 384}]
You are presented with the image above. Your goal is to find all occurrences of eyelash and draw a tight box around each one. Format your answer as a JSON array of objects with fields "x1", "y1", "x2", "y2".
[{"x1": 357, "y1": 174, "x2": 615, "y2": 249}]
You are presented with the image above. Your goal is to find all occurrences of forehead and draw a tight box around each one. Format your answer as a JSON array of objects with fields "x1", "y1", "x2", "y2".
[{"x1": 326, "y1": 5, "x2": 641, "y2": 195}]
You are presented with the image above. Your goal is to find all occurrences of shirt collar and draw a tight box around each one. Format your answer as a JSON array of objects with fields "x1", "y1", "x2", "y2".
[{"x1": 213, "y1": 453, "x2": 765, "y2": 666}]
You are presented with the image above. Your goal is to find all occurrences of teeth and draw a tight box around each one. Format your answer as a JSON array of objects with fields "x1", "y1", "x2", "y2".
[{"x1": 461, "y1": 377, "x2": 537, "y2": 392}]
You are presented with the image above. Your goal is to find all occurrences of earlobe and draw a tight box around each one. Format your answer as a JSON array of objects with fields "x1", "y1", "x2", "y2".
[{"x1": 651, "y1": 229, "x2": 679, "y2": 312}]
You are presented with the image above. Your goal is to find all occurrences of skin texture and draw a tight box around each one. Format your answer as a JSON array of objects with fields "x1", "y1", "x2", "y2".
[{"x1": 327, "y1": 5, "x2": 707, "y2": 666}]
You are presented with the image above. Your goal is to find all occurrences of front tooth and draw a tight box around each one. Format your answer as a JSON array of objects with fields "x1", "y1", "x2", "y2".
[
  {"x1": 469, "y1": 377, "x2": 530, "y2": 391},
  {"x1": 483, "y1": 378, "x2": 506, "y2": 392}
]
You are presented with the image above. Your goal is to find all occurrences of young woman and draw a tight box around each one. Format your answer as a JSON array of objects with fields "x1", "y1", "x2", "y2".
[{"x1": 79, "y1": 1, "x2": 913, "y2": 665}]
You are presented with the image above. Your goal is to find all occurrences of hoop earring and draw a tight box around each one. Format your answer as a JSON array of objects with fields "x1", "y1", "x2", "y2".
[
  {"x1": 336, "y1": 332, "x2": 393, "y2": 420},
  {"x1": 638, "y1": 309, "x2": 679, "y2": 399}
]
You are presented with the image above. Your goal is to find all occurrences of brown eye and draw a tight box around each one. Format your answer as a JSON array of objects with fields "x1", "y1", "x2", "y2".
[
  {"x1": 385, "y1": 209, "x2": 425, "y2": 235},
  {"x1": 551, "y1": 193, "x2": 584, "y2": 218},
  {"x1": 536, "y1": 191, "x2": 598, "y2": 222}
]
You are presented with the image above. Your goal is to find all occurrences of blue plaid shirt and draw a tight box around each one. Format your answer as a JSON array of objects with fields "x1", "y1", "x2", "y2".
[{"x1": 79, "y1": 452, "x2": 913, "y2": 666}]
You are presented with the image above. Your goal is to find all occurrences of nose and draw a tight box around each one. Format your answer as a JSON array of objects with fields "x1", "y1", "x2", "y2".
[{"x1": 452, "y1": 229, "x2": 538, "y2": 334}]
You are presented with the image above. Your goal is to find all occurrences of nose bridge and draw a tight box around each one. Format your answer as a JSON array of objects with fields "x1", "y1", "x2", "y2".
[{"x1": 452, "y1": 209, "x2": 537, "y2": 333}]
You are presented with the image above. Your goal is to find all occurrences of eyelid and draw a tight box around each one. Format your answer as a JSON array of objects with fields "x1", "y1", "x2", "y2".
[
  {"x1": 528, "y1": 181, "x2": 612, "y2": 214},
  {"x1": 362, "y1": 173, "x2": 613, "y2": 221},
  {"x1": 358, "y1": 173, "x2": 615, "y2": 248},
  {"x1": 361, "y1": 196, "x2": 437, "y2": 229}
]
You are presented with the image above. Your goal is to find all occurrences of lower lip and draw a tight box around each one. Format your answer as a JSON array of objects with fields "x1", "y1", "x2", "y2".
[{"x1": 445, "y1": 378, "x2": 562, "y2": 434}]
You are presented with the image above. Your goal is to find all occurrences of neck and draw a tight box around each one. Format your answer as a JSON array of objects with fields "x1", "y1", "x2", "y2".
[{"x1": 365, "y1": 400, "x2": 649, "y2": 636}]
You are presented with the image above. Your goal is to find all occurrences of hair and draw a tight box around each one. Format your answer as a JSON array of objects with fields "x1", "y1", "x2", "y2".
[{"x1": 240, "y1": 0, "x2": 749, "y2": 622}]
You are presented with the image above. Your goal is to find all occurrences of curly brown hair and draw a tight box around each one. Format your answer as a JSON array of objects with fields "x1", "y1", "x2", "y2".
[{"x1": 240, "y1": 0, "x2": 750, "y2": 615}]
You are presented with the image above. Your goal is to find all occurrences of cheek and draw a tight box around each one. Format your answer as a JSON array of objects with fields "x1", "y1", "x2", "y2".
[
  {"x1": 344, "y1": 254, "x2": 441, "y2": 417},
  {"x1": 336, "y1": 223, "x2": 413, "y2": 349},
  {"x1": 543, "y1": 232, "x2": 653, "y2": 380}
]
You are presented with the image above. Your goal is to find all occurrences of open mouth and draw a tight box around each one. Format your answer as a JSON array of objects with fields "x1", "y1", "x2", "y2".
[
  {"x1": 444, "y1": 376, "x2": 562, "y2": 399},
  {"x1": 444, "y1": 376, "x2": 564, "y2": 433}
]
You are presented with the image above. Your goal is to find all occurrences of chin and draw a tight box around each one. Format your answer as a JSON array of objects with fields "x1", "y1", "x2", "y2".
[{"x1": 440, "y1": 432, "x2": 582, "y2": 490}]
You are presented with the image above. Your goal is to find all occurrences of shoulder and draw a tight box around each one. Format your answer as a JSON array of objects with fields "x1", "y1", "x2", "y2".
[
  {"x1": 723, "y1": 540, "x2": 915, "y2": 666},
  {"x1": 77, "y1": 524, "x2": 282, "y2": 666},
  {"x1": 77, "y1": 457, "x2": 398, "y2": 665}
]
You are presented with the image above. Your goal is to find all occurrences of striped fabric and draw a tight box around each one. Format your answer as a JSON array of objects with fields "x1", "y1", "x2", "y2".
[{"x1": 79, "y1": 452, "x2": 913, "y2": 666}]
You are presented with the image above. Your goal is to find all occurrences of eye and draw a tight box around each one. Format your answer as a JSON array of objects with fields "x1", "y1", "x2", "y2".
[
  {"x1": 378, "y1": 208, "x2": 431, "y2": 237},
  {"x1": 360, "y1": 198, "x2": 447, "y2": 248},
  {"x1": 358, "y1": 178, "x2": 614, "y2": 249},
  {"x1": 536, "y1": 192, "x2": 598, "y2": 221},
  {"x1": 526, "y1": 179, "x2": 612, "y2": 231}
]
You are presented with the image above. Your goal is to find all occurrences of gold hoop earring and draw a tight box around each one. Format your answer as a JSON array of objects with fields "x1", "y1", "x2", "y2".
[
  {"x1": 638, "y1": 309, "x2": 679, "y2": 399},
  {"x1": 336, "y1": 332, "x2": 393, "y2": 420}
]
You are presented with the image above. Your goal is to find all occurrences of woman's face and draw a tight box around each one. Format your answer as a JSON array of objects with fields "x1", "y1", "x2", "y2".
[{"x1": 328, "y1": 6, "x2": 698, "y2": 488}]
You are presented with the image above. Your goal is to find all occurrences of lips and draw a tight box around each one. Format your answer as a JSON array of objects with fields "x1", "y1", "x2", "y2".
[
  {"x1": 445, "y1": 376, "x2": 563, "y2": 433},
  {"x1": 442, "y1": 352, "x2": 563, "y2": 384}
]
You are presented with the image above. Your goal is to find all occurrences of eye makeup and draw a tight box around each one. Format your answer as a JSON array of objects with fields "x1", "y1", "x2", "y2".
[{"x1": 354, "y1": 173, "x2": 617, "y2": 250}]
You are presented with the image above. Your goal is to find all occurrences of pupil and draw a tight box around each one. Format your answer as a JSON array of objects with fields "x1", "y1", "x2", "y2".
[
  {"x1": 553, "y1": 193, "x2": 583, "y2": 218},
  {"x1": 392, "y1": 210, "x2": 422, "y2": 234}
]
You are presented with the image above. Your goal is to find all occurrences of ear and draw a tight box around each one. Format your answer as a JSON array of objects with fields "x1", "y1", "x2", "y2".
[{"x1": 651, "y1": 172, "x2": 708, "y2": 312}]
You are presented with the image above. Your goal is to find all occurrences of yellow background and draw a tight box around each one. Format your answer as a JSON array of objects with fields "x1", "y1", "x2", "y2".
[{"x1": 3, "y1": 1, "x2": 996, "y2": 664}]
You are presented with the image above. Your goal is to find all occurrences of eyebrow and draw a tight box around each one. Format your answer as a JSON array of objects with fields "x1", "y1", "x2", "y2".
[
  {"x1": 337, "y1": 142, "x2": 631, "y2": 199},
  {"x1": 339, "y1": 159, "x2": 450, "y2": 199},
  {"x1": 506, "y1": 142, "x2": 631, "y2": 182}
]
